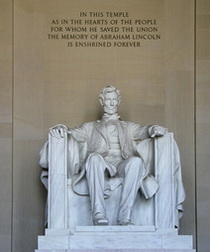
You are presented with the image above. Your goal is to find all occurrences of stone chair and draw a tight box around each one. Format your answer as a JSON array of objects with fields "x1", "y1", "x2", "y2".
[{"x1": 36, "y1": 133, "x2": 195, "y2": 251}]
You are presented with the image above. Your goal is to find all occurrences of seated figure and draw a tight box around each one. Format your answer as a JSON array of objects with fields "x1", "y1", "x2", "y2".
[{"x1": 40, "y1": 85, "x2": 185, "y2": 228}]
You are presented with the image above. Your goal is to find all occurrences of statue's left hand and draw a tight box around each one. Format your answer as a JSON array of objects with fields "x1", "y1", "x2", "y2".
[
  {"x1": 49, "y1": 124, "x2": 70, "y2": 138},
  {"x1": 150, "y1": 125, "x2": 168, "y2": 138}
]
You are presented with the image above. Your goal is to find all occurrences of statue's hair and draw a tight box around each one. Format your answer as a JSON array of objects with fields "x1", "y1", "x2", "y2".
[{"x1": 99, "y1": 85, "x2": 121, "y2": 105}]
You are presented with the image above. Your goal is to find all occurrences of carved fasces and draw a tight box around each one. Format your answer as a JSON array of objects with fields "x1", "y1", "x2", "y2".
[{"x1": 48, "y1": 129, "x2": 68, "y2": 228}]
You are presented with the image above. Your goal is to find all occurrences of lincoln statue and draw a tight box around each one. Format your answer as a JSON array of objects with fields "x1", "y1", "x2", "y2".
[{"x1": 45, "y1": 85, "x2": 170, "y2": 226}]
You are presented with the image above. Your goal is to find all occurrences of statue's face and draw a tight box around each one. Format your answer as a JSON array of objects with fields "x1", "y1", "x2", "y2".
[{"x1": 103, "y1": 91, "x2": 119, "y2": 115}]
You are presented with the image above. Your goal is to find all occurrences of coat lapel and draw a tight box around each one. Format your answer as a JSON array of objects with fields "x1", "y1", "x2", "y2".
[
  {"x1": 117, "y1": 121, "x2": 128, "y2": 157},
  {"x1": 95, "y1": 120, "x2": 108, "y2": 143}
]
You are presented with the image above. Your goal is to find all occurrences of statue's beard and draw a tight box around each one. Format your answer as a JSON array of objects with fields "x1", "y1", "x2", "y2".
[{"x1": 103, "y1": 107, "x2": 118, "y2": 115}]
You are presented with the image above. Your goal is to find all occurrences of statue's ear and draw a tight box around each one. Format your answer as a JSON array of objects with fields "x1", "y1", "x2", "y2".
[{"x1": 99, "y1": 97, "x2": 104, "y2": 107}]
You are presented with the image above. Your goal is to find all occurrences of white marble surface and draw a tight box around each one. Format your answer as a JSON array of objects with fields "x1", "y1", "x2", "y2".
[
  {"x1": 48, "y1": 135, "x2": 68, "y2": 229},
  {"x1": 154, "y1": 133, "x2": 182, "y2": 228},
  {"x1": 38, "y1": 131, "x2": 189, "y2": 251},
  {"x1": 38, "y1": 87, "x2": 188, "y2": 252},
  {"x1": 36, "y1": 250, "x2": 195, "y2": 252},
  {"x1": 40, "y1": 86, "x2": 185, "y2": 230},
  {"x1": 42, "y1": 132, "x2": 185, "y2": 229},
  {"x1": 37, "y1": 227, "x2": 193, "y2": 250}
]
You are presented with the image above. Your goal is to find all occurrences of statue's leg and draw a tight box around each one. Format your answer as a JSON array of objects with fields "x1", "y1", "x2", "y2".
[
  {"x1": 117, "y1": 156, "x2": 145, "y2": 225},
  {"x1": 84, "y1": 153, "x2": 109, "y2": 225}
]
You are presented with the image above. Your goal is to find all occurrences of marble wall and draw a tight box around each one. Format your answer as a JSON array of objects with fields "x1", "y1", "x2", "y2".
[
  {"x1": 13, "y1": 1, "x2": 195, "y2": 251},
  {"x1": 196, "y1": 1, "x2": 210, "y2": 252},
  {"x1": 0, "y1": 0, "x2": 209, "y2": 251}
]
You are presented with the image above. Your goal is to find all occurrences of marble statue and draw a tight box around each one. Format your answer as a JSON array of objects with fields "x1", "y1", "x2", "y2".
[{"x1": 39, "y1": 85, "x2": 186, "y2": 229}]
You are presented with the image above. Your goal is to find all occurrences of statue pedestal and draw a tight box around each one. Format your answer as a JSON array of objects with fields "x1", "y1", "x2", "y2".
[{"x1": 36, "y1": 226, "x2": 195, "y2": 251}]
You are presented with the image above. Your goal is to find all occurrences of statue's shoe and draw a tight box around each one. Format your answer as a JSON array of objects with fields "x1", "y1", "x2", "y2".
[{"x1": 93, "y1": 213, "x2": 109, "y2": 226}]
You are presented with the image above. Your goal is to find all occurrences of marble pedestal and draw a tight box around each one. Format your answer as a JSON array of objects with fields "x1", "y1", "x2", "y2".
[
  {"x1": 36, "y1": 250, "x2": 195, "y2": 252},
  {"x1": 36, "y1": 226, "x2": 195, "y2": 251}
]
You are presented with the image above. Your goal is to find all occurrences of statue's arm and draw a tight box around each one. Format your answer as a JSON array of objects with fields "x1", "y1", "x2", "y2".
[
  {"x1": 49, "y1": 123, "x2": 89, "y2": 143},
  {"x1": 131, "y1": 122, "x2": 168, "y2": 141},
  {"x1": 39, "y1": 123, "x2": 87, "y2": 181},
  {"x1": 70, "y1": 123, "x2": 89, "y2": 143}
]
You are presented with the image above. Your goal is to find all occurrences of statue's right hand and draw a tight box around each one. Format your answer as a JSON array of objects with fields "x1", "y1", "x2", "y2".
[{"x1": 49, "y1": 124, "x2": 70, "y2": 138}]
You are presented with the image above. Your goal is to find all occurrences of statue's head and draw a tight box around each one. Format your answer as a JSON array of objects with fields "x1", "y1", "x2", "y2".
[{"x1": 99, "y1": 85, "x2": 121, "y2": 115}]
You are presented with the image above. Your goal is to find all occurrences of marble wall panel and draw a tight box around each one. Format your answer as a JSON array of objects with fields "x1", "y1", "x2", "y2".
[
  {"x1": 0, "y1": 0, "x2": 13, "y2": 251},
  {"x1": 163, "y1": 2, "x2": 195, "y2": 238},
  {"x1": 196, "y1": 1, "x2": 210, "y2": 251},
  {"x1": 11, "y1": 0, "x2": 195, "y2": 251}
]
